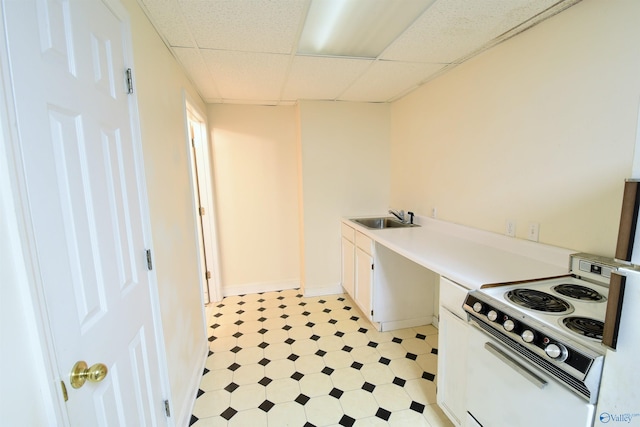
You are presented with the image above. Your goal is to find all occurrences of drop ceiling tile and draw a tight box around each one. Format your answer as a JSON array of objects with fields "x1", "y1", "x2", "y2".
[
  {"x1": 381, "y1": 0, "x2": 560, "y2": 63},
  {"x1": 140, "y1": 0, "x2": 195, "y2": 47},
  {"x1": 201, "y1": 50, "x2": 290, "y2": 102},
  {"x1": 339, "y1": 61, "x2": 446, "y2": 103},
  {"x1": 179, "y1": 0, "x2": 308, "y2": 53},
  {"x1": 282, "y1": 56, "x2": 373, "y2": 101},
  {"x1": 173, "y1": 47, "x2": 221, "y2": 99}
]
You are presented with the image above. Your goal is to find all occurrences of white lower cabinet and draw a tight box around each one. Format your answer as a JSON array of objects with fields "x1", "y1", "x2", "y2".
[
  {"x1": 340, "y1": 222, "x2": 436, "y2": 331},
  {"x1": 355, "y1": 245, "x2": 373, "y2": 318},
  {"x1": 437, "y1": 277, "x2": 471, "y2": 427},
  {"x1": 437, "y1": 308, "x2": 469, "y2": 426},
  {"x1": 341, "y1": 236, "x2": 355, "y2": 297}
]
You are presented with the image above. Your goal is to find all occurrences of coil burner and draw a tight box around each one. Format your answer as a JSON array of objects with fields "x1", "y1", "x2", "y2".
[
  {"x1": 506, "y1": 288, "x2": 572, "y2": 313},
  {"x1": 562, "y1": 316, "x2": 604, "y2": 340},
  {"x1": 553, "y1": 284, "x2": 606, "y2": 302}
]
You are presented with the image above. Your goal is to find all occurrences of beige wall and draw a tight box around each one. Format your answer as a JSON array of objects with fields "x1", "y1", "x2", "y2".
[
  {"x1": 123, "y1": 0, "x2": 207, "y2": 422},
  {"x1": 208, "y1": 104, "x2": 301, "y2": 294},
  {"x1": 390, "y1": 0, "x2": 640, "y2": 256},
  {"x1": 299, "y1": 101, "x2": 391, "y2": 294}
]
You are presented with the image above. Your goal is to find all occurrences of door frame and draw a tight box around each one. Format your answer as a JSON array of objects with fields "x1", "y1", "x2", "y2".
[
  {"x1": 183, "y1": 92, "x2": 223, "y2": 304},
  {"x1": 0, "y1": 0, "x2": 172, "y2": 423}
]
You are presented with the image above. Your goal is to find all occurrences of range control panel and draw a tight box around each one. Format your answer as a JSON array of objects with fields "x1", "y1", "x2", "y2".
[
  {"x1": 463, "y1": 294, "x2": 592, "y2": 375},
  {"x1": 570, "y1": 253, "x2": 621, "y2": 283}
]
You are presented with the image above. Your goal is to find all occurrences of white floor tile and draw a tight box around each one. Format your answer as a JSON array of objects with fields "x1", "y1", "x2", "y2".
[
  {"x1": 388, "y1": 408, "x2": 431, "y2": 426},
  {"x1": 232, "y1": 363, "x2": 264, "y2": 386},
  {"x1": 341, "y1": 331, "x2": 370, "y2": 348},
  {"x1": 192, "y1": 389, "x2": 230, "y2": 419},
  {"x1": 404, "y1": 377, "x2": 437, "y2": 405},
  {"x1": 330, "y1": 367, "x2": 366, "y2": 392},
  {"x1": 375, "y1": 341, "x2": 408, "y2": 360},
  {"x1": 316, "y1": 335, "x2": 346, "y2": 352},
  {"x1": 295, "y1": 354, "x2": 325, "y2": 374},
  {"x1": 389, "y1": 357, "x2": 425, "y2": 380},
  {"x1": 340, "y1": 389, "x2": 379, "y2": 419},
  {"x1": 265, "y1": 377, "x2": 301, "y2": 404},
  {"x1": 229, "y1": 383, "x2": 266, "y2": 412},
  {"x1": 304, "y1": 395, "x2": 344, "y2": 426},
  {"x1": 209, "y1": 335, "x2": 237, "y2": 353},
  {"x1": 371, "y1": 383, "x2": 412, "y2": 411},
  {"x1": 291, "y1": 338, "x2": 319, "y2": 356},
  {"x1": 360, "y1": 363, "x2": 395, "y2": 385},
  {"x1": 349, "y1": 346, "x2": 381, "y2": 365},
  {"x1": 264, "y1": 358, "x2": 296, "y2": 380},
  {"x1": 205, "y1": 351, "x2": 235, "y2": 371},
  {"x1": 236, "y1": 332, "x2": 264, "y2": 349},
  {"x1": 299, "y1": 372, "x2": 334, "y2": 398},
  {"x1": 227, "y1": 408, "x2": 267, "y2": 427},
  {"x1": 267, "y1": 400, "x2": 308, "y2": 426},
  {"x1": 263, "y1": 342, "x2": 292, "y2": 361},
  {"x1": 322, "y1": 349, "x2": 354, "y2": 369},
  {"x1": 401, "y1": 337, "x2": 433, "y2": 355},
  {"x1": 199, "y1": 368, "x2": 233, "y2": 392}
]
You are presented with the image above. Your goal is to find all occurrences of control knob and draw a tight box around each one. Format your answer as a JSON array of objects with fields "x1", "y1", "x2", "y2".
[
  {"x1": 521, "y1": 330, "x2": 534, "y2": 343},
  {"x1": 545, "y1": 343, "x2": 568, "y2": 361},
  {"x1": 487, "y1": 310, "x2": 498, "y2": 322},
  {"x1": 473, "y1": 302, "x2": 483, "y2": 313},
  {"x1": 503, "y1": 319, "x2": 515, "y2": 332}
]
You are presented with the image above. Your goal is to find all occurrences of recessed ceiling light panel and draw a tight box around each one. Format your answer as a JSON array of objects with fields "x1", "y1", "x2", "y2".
[{"x1": 298, "y1": 0, "x2": 435, "y2": 58}]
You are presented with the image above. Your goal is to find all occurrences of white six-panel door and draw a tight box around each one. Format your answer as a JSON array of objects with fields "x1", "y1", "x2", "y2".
[{"x1": 3, "y1": 0, "x2": 168, "y2": 424}]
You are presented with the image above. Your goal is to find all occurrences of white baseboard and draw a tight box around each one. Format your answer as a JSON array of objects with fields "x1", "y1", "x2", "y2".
[
  {"x1": 380, "y1": 316, "x2": 432, "y2": 332},
  {"x1": 432, "y1": 315, "x2": 439, "y2": 329},
  {"x1": 179, "y1": 339, "x2": 208, "y2": 427},
  {"x1": 303, "y1": 283, "x2": 344, "y2": 297},
  {"x1": 222, "y1": 280, "x2": 299, "y2": 297}
]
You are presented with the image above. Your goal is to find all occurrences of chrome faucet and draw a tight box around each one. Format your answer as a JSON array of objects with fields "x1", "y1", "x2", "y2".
[{"x1": 389, "y1": 209, "x2": 405, "y2": 223}]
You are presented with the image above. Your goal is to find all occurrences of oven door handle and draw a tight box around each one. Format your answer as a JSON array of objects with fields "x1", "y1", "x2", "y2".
[{"x1": 483, "y1": 342, "x2": 548, "y2": 389}]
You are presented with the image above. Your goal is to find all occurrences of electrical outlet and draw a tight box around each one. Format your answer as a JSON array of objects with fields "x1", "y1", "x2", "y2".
[
  {"x1": 431, "y1": 207, "x2": 437, "y2": 218},
  {"x1": 505, "y1": 220, "x2": 516, "y2": 237},
  {"x1": 528, "y1": 222, "x2": 540, "y2": 242}
]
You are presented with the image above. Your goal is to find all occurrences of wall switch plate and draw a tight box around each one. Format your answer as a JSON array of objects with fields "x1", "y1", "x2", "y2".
[
  {"x1": 431, "y1": 207, "x2": 437, "y2": 218},
  {"x1": 506, "y1": 220, "x2": 516, "y2": 237},
  {"x1": 528, "y1": 222, "x2": 540, "y2": 242}
]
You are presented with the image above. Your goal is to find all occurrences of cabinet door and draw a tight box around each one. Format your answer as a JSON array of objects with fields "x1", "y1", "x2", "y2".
[
  {"x1": 437, "y1": 308, "x2": 469, "y2": 427},
  {"x1": 341, "y1": 236, "x2": 355, "y2": 298},
  {"x1": 355, "y1": 246, "x2": 373, "y2": 319}
]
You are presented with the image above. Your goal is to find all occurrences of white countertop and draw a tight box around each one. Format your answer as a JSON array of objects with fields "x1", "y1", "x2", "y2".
[{"x1": 343, "y1": 215, "x2": 575, "y2": 290}]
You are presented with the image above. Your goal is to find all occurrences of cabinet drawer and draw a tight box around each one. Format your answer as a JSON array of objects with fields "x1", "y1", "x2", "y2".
[
  {"x1": 341, "y1": 222, "x2": 355, "y2": 242},
  {"x1": 356, "y1": 232, "x2": 373, "y2": 254},
  {"x1": 440, "y1": 276, "x2": 469, "y2": 320}
]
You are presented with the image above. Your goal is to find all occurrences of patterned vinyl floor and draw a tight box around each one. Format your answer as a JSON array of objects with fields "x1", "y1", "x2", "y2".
[{"x1": 189, "y1": 288, "x2": 454, "y2": 427}]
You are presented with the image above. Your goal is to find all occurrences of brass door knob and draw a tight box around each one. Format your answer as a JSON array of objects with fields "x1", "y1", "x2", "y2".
[{"x1": 70, "y1": 361, "x2": 108, "y2": 389}]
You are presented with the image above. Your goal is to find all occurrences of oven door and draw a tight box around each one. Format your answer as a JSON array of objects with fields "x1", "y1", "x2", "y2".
[{"x1": 466, "y1": 322, "x2": 595, "y2": 427}]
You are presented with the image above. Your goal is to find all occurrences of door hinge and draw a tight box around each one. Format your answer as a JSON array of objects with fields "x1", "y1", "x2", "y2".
[
  {"x1": 60, "y1": 380, "x2": 69, "y2": 402},
  {"x1": 206, "y1": 270, "x2": 212, "y2": 279},
  {"x1": 371, "y1": 263, "x2": 374, "y2": 270},
  {"x1": 146, "y1": 249, "x2": 153, "y2": 271},
  {"x1": 164, "y1": 399, "x2": 171, "y2": 417},
  {"x1": 199, "y1": 206, "x2": 205, "y2": 216},
  {"x1": 126, "y1": 68, "x2": 134, "y2": 94},
  {"x1": 371, "y1": 310, "x2": 374, "y2": 316}
]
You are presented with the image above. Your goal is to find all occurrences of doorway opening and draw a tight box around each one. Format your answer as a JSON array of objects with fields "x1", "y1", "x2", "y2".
[{"x1": 185, "y1": 101, "x2": 222, "y2": 304}]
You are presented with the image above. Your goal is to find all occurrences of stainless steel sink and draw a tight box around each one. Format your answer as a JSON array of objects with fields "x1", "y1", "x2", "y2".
[{"x1": 351, "y1": 217, "x2": 420, "y2": 229}]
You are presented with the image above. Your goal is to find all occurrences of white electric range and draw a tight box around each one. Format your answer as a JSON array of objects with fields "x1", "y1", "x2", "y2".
[{"x1": 462, "y1": 253, "x2": 620, "y2": 427}]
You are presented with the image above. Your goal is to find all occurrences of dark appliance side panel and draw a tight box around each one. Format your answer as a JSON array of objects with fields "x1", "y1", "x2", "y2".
[
  {"x1": 603, "y1": 271, "x2": 627, "y2": 350},
  {"x1": 615, "y1": 180, "x2": 640, "y2": 262}
]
